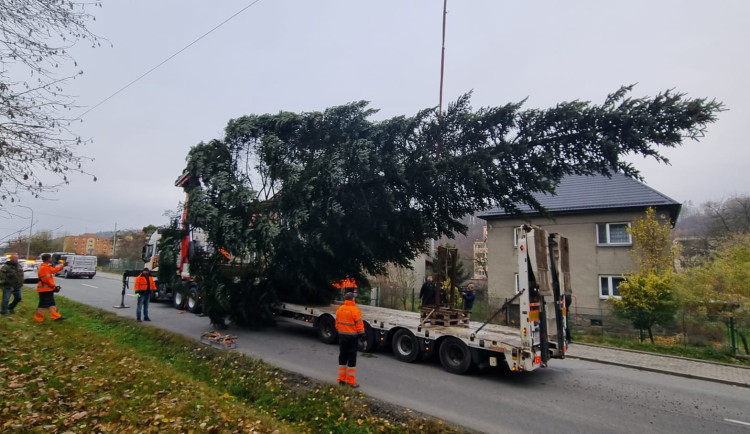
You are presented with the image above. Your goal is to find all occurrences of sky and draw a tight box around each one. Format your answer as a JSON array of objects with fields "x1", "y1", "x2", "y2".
[{"x1": 2, "y1": 0, "x2": 749, "y2": 242}]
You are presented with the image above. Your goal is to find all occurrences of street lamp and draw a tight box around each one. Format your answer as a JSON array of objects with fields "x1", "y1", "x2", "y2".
[{"x1": 16, "y1": 205, "x2": 33, "y2": 259}]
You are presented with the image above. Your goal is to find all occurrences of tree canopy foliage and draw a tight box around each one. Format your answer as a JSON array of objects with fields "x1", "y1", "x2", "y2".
[
  {"x1": 612, "y1": 208, "x2": 680, "y2": 343},
  {"x1": 0, "y1": 1, "x2": 103, "y2": 201},
  {"x1": 179, "y1": 87, "x2": 722, "y2": 324}
]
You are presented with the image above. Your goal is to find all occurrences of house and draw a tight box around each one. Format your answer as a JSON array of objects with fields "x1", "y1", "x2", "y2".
[{"x1": 478, "y1": 172, "x2": 680, "y2": 322}]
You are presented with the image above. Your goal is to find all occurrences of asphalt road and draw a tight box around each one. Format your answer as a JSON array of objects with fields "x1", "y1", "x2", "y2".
[{"x1": 52, "y1": 274, "x2": 750, "y2": 433}]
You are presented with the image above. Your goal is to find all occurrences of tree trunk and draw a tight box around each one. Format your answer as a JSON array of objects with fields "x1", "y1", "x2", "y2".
[
  {"x1": 648, "y1": 327, "x2": 655, "y2": 344},
  {"x1": 738, "y1": 330, "x2": 749, "y2": 355}
]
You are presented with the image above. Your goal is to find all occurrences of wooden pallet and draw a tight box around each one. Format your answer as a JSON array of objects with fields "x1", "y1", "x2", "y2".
[{"x1": 420, "y1": 307, "x2": 470, "y2": 327}]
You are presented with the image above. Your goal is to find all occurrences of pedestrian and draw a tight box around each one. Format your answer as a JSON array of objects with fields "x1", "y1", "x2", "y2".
[
  {"x1": 34, "y1": 253, "x2": 66, "y2": 322},
  {"x1": 0, "y1": 254, "x2": 24, "y2": 316},
  {"x1": 134, "y1": 268, "x2": 155, "y2": 322},
  {"x1": 335, "y1": 291, "x2": 366, "y2": 388},
  {"x1": 419, "y1": 275, "x2": 436, "y2": 306},
  {"x1": 461, "y1": 283, "x2": 477, "y2": 312}
]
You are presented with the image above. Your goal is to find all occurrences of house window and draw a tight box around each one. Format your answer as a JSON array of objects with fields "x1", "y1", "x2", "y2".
[
  {"x1": 599, "y1": 275, "x2": 625, "y2": 299},
  {"x1": 597, "y1": 223, "x2": 631, "y2": 245}
]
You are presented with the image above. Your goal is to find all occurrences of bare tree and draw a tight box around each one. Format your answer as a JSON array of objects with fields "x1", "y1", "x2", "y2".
[{"x1": 0, "y1": 1, "x2": 104, "y2": 201}]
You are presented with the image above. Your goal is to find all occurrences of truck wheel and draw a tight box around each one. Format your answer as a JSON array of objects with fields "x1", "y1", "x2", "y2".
[
  {"x1": 64, "y1": 270, "x2": 70, "y2": 279},
  {"x1": 88, "y1": 274, "x2": 94, "y2": 279},
  {"x1": 317, "y1": 315, "x2": 338, "y2": 344},
  {"x1": 173, "y1": 291, "x2": 186, "y2": 310},
  {"x1": 439, "y1": 337, "x2": 473, "y2": 374},
  {"x1": 186, "y1": 286, "x2": 201, "y2": 314},
  {"x1": 359, "y1": 322, "x2": 377, "y2": 353},
  {"x1": 391, "y1": 329, "x2": 420, "y2": 363}
]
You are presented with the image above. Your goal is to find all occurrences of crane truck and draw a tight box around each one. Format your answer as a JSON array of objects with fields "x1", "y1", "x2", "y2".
[{"x1": 141, "y1": 220, "x2": 570, "y2": 374}]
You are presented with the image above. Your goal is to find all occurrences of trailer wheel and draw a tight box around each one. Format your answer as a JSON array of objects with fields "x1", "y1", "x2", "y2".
[
  {"x1": 317, "y1": 315, "x2": 338, "y2": 344},
  {"x1": 391, "y1": 329, "x2": 420, "y2": 363},
  {"x1": 439, "y1": 337, "x2": 472, "y2": 374},
  {"x1": 359, "y1": 322, "x2": 376, "y2": 353},
  {"x1": 173, "y1": 290, "x2": 186, "y2": 310},
  {"x1": 186, "y1": 286, "x2": 201, "y2": 314}
]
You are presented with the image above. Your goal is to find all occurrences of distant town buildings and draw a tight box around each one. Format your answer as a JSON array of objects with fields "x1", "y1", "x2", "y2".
[
  {"x1": 63, "y1": 233, "x2": 114, "y2": 256},
  {"x1": 473, "y1": 226, "x2": 488, "y2": 279}
]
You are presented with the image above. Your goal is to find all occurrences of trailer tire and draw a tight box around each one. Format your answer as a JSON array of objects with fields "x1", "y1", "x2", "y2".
[
  {"x1": 391, "y1": 329, "x2": 420, "y2": 363},
  {"x1": 173, "y1": 290, "x2": 186, "y2": 310},
  {"x1": 438, "y1": 337, "x2": 472, "y2": 374},
  {"x1": 359, "y1": 322, "x2": 376, "y2": 353},
  {"x1": 186, "y1": 286, "x2": 201, "y2": 314},
  {"x1": 317, "y1": 315, "x2": 338, "y2": 344}
]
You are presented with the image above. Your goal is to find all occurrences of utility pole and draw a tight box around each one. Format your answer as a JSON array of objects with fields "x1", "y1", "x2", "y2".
[
  {"x1": 112, "y1": 222, "x2": 117, "y2": 256},
  {"x1": 17, "y1": 205, "x2": 33, "y2": 258}
]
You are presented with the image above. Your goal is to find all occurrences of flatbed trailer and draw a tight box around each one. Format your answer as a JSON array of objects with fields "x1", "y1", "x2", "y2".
[{"x1": 275, "y1": 225, "x2": 570, "y2": 375}]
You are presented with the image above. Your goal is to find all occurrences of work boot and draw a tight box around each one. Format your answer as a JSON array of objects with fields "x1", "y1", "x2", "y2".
[
  {"x1": 144, "y1": 318, "x2": 151, "y2": 321},
  {"x1": 349, "y1": 383, "x2": 360, "y2": 389},
  {"x1": 137, "y1": 318, "x2": 142, "y2": 322},
  {"x1": 54, "y1": 316, "x2": 67, "y2": 322},
  {"x1": 338, "y1": 381, "x2": 346, "y2": 386}
]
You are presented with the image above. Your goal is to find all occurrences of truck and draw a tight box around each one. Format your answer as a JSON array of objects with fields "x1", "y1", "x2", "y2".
[{"x1": 141, "y1": 222, "x2": 570, "y2": 374}]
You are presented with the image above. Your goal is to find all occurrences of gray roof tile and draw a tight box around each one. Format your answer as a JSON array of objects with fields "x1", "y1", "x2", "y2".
[{"x1": 479, "y1": 172, "x2": 681, "y2": 220}]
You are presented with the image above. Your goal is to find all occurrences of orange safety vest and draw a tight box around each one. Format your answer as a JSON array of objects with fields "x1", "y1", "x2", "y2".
[
  {"x1": 134, "y1": 274, "x2": 156, "y2": 291},
  {"x1": 37, "y1": 262, "x2": 64, "y2": 293},
  {"x1": 335, "y1": 300, "x2": 365, "y2": 336}
]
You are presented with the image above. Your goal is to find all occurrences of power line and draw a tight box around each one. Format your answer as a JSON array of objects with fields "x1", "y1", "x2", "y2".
[{"x1": 76, "y1": 0, "x2": 263, "y2": 120}]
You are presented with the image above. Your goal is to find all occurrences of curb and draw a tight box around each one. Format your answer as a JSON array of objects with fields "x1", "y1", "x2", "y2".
[{"x1": 566, "y1": 354, "x2": 749, "y2": 388}]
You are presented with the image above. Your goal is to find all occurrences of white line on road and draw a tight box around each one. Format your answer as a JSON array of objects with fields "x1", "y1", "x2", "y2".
[
  {"x1": 81, "y1": 284, "x2": 98, "y2": 289},
  {"x1": 724, "y1": 418, "x2": 750, "y2": 427}
]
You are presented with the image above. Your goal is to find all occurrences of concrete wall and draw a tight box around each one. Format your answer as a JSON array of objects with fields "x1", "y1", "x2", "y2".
[{"x1": 484, "y1": 209, "x2": 671, "y2": 313}]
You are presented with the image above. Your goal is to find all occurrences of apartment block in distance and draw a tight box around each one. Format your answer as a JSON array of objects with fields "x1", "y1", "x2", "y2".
[{"x1": 63, "y1": 233, "x2": 114, "y2": 256}]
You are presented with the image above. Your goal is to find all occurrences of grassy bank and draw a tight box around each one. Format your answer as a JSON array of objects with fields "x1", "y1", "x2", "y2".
[{"x1": 0, "y1": 289, "x2": 463, "y2": 433}]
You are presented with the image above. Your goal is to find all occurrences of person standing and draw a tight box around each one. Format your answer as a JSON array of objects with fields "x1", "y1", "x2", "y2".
[
  {"x1": 35, "y1": 253, "x2": 66, "y2": 322},
  {"x1": 461, "y1": 283, "x2": 477, "y2": 312},
  {"x1": 419, "y1": 275, "x2": 436, "y2": 306},
  {"x1": 134, "y1": 268, "x2": 155, "y2": 322},
  {"x1": 0, "y1": 254, "x2": 24, "y2": 316},
  {"x1": 335, "y1": 291, "x2": 366, "y2": 388}
]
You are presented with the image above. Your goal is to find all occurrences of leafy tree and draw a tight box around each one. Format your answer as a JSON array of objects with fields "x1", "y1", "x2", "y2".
[
  {"x1": 612, "y1": 208, "x2": 680, "y2": 343},
  {"x1": 180, "y1": 87, "x2": 722, "y2": 323},
  {"x1": 0, "y1": 1, "x2": 103, "y2": 201},
  {"x1": 675, "y1": 233, "x2": 750, "y2": 354}
]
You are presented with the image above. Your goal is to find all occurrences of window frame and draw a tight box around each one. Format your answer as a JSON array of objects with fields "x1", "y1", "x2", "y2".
[
  {"x1": 596, "y1": 222, "x2": 632, "y2": 246},
  {"x1": 599, "y1": 275, "x2": 625, "y2": 300}
]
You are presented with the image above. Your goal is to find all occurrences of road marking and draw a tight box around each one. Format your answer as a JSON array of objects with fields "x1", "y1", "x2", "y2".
[
  {"x1": 725, "y1": 419, "x2": 750, "y2": 427},
  {"x1": 81, "y1": 284, "x2": 98, "y2": 289}
]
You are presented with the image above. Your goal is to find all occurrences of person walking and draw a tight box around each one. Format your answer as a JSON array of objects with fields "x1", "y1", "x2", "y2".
[
  {"x1": 335, "y1": 292, "x2": 366, "y2": 388},
  {"x1": 34, "y1": 253, "x2": 66, "y2": 322},
  {"x1": 1, "y1": 254, "x2": 24, "y2": 316},
  {"x1": 419, "y1": 275, "x2": 436, "y2": 306},
  {"x1": 134, "y1": 268, "x2": 155, "y2": 322}
]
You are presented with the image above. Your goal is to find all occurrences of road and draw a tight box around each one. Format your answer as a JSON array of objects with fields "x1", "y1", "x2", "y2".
[{"x1": 54, "y1": 274, "x2": 750, "y2": 433}]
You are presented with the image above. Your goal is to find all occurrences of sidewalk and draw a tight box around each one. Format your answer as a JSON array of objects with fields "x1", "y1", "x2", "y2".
[{"x1": 566, "y1": 342, "x2": 750, "y2": 388}]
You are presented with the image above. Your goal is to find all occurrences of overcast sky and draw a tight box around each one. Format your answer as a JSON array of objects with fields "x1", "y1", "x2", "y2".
[{"x1": 3, "y1": 0, "x2": 748, "y2": 241}]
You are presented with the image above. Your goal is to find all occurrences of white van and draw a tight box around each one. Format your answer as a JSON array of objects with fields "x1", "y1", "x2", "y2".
[{"x1": 57, "y1": 254, "x2": 97, "y2": 279}]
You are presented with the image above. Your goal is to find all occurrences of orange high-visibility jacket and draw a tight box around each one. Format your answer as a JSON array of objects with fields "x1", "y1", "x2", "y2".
[
  {"x1": 134, "y1": 274, "x2": 156, "y2": 291},
  {"x1": 37, "y1": 262, "x2": 64, "y2": 293},
  {"x1": 335, "y1": 300, "x2": 365, "y2": 336}
]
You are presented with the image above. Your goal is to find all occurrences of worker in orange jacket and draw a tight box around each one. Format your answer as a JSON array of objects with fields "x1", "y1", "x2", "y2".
[
  {"x1": 134, "y1": 268, "x2": 156, "y2": 322},
  {"x1": 34, "y1": 253, "x2": 66, "y2": 322},
  {"x1": 335, "y1": 291, "x2": 366, "y2": 388}
]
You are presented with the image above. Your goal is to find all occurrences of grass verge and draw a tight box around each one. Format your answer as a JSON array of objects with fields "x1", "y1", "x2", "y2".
[
  {"x1": 573, "y1": 332, "x2": 750, "y2": 366},
  {"x1": 0, "y1": 289, "x2": 465, "y2": 433}
]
